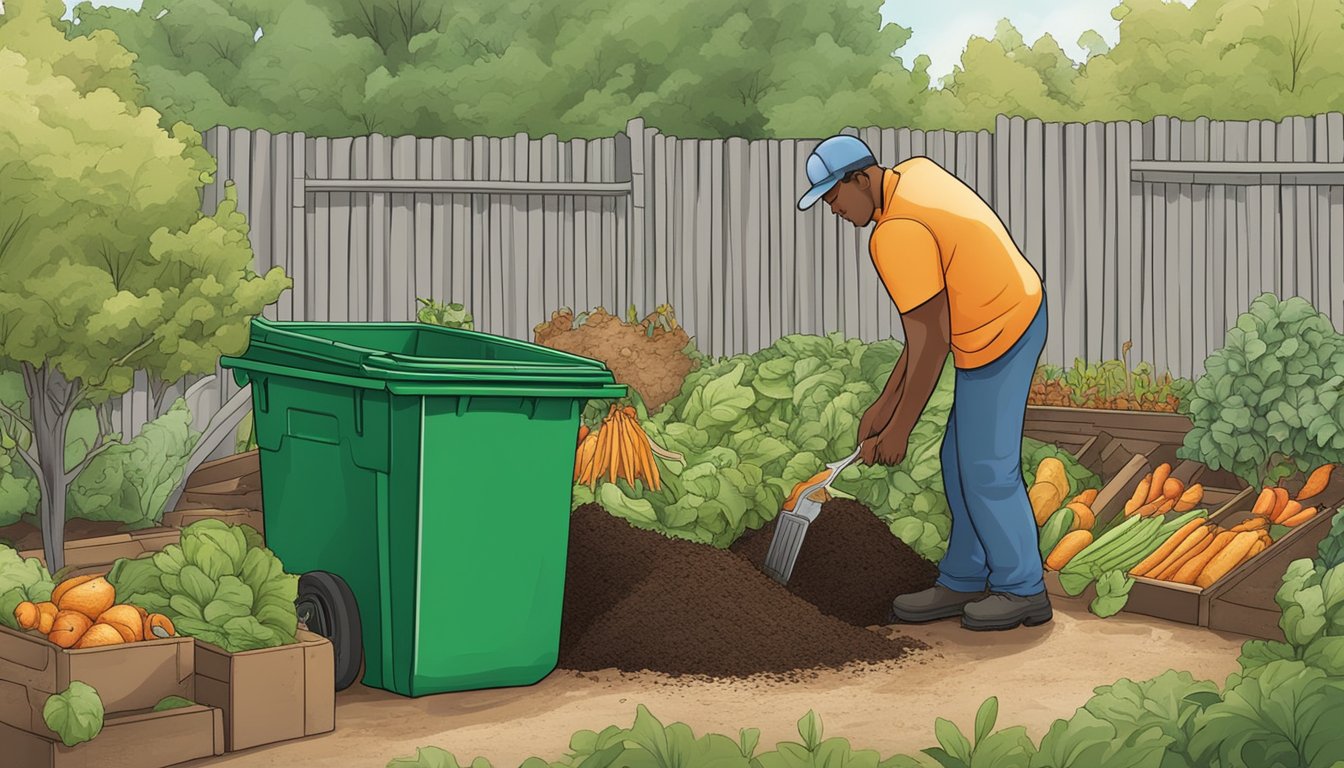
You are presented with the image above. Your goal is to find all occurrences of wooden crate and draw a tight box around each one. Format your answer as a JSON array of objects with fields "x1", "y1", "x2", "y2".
[
  {"x1": 1024, "y1": 406, "x2": 1192, "y2": 457},
  {"x1": 1121, "y1": 470, "x2": 1344, "y2": 638},
  {"x1": 1, "y1": 703, "x2": 223, "y2": 768},
  {"x1": 17, "y1": 529, "x2": 181, "y2": 573}
]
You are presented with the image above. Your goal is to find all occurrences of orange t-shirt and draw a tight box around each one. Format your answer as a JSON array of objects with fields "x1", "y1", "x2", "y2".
[{"x1": 868, "y1": 158, "x2": 1043, "y2": 369}]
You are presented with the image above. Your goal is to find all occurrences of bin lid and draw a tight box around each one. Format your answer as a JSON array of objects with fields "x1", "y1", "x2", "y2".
[{"x1": 220, "y1": 317, "x2": 627, "y2": 398}]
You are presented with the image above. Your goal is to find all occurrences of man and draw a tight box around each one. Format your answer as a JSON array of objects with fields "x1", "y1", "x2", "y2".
[{"x1": 797, "y1": 135, "x2": 1051, "y2": 631}]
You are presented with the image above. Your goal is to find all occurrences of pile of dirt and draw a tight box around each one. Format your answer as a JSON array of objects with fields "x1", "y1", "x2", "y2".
[
  {"x1": 1028, "y1": 378, "x2": 1180, "y2": 412},
  {"x1": 732, "y1": 500, "x2": 940, "y2": 626},
  {"x1": 534, "y1": 307, "x2": 695, "y2": 412},
  {"x1": 559, "y1": 504, "x2": 924, "y2": 680}
]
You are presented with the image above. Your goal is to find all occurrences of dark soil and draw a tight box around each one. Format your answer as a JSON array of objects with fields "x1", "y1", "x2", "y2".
[
  {"x1": 732, "y1": 499, "x2": 940, "y2": 626},
  {"x1": 0, "y1": 519, "x2": 130, "y2": 553},
  {"x1": 558, "y1": 504, "x2": 925, "y2": 680},
  {"x1": 534, "y1": 309, "x2": 695, "y2": 413}
]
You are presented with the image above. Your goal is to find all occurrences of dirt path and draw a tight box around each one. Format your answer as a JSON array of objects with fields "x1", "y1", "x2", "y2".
[{"x1": 194, "y1": 599, "x2": 1248, "y2": 767}]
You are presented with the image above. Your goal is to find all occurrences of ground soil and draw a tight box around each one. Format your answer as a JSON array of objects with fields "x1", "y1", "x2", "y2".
[
  {"x1": 1029, "y1": 379, "x2": 1180, "y2": 413},
  {"x1": 558, "y1": 504, "x2": 923, "y2": 680},
  {"x1": 199, "y1": 601, "x2": 1247, "y2": 768},
  {"x1": 534, "y1": 309, "x2": 695, "y2": 413},
  {"x1": 732, "y1": 499, "x2": 940, "y2": 626}
]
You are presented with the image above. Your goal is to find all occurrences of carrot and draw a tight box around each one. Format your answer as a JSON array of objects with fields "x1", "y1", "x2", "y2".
[
  {"x1": 1251, "y1": 488, "x2": 1276, "y2": 517},
  {"x1": 1269, "y1": 488, "x2": 1291, "y2": 521},
  {"x1": 577, "y1": 425, "x2": 590, "y2": 446},
  {"x1": 1174, "y1": 484, "x2": 1204, "y2": 512},
  {"x1": 14, "y1": 601, "x2": 38, "y2": 631},
  {"x1": 1162, "y1": 477, "x2": 1185, "y2": 501},
  {"x1": 1130, "y1": 497, "x2": 1166, "y2": 518},
  {"x1": 623, "y1": 406, "x2": 638, "y2": 419},
  {"x1": 1282, "y1": 506, "x2": 1318, "y2": 527},
  {"x1": 1155, "y1": 528, "x2": 1216, "y2": 580},
  {"x1": 1073, "y1": 489, "x2": 1099, "y2": 507},
  {"x1": 1274, "y1": 499, "x2": 1302, "y2": 525},
  {"x1": 1148, "y1": 464, "x2": 1172, "y2": 503},
  {"x1": 1152, "y1": 497, "x2": 1177, "y2": 517},
  {"x1": 1230, "y1": 516, "x2": 1269, "y2": 532},
  {"x1": 783, "y1": 469, "x2": 832, "y2": 512},
  {"x1": 1131, "y1": 519, "x2": 1205, "y2": 576},
  {"x1": 1171, "y1": 530, "x2": 1238, "y2": 585},
  {"x1": 1144, "y1": 525, "x2": 1213, "y2": 578},
  {"x1": 1126, "y1": 476, "x2": 1152, "y2": 515},
  {"x1": 1297, "y1": 464, "x2": 1336, "y2": 502},
  {"x1": 1194, "y1": 531, "x2": 1260, "y2": 588},
  {"x1": 1046, "y1": 530, "x2": 1093, "y2": 571}
]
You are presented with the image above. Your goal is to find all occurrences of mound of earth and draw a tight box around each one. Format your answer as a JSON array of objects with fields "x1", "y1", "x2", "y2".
[
  {"x1": 732, "y1": 499, "x2": 940, "y2": 626},
  {"x1": 534, "y1": 309, "x2": 694, "y2": 412},
  {"x1": 559, "y1": 504, "x2": 924, "y2": 680}
]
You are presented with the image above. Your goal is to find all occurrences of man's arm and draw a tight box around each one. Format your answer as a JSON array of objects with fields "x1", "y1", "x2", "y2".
[
  {"x1": 883, "y1": 290, "x2": 952, "y2": 440},
  {"x1": 861, "y1": 350, "x2": 908, "y2": 439}
]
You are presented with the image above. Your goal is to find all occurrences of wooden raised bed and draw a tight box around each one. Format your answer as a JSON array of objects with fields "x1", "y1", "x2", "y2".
[
  {"x1": 17, "y1": 528, "x2": 181, "y2": 574},
  {"x1": 167, "y1": 450, "x2": 264, "y2": 535},
  {"x1": 2, "y1": 703, "x2": 224, "y2": 768},
  {"x1": 1122, "y1": 470, "x2": 1344, "y2": 639},
  {"x1": 1024, "y1": 405, "x2": 1192, "y2": 457}
]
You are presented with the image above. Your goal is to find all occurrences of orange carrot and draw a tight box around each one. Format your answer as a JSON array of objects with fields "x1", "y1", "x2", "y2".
[
  {"x1": 1297, "y1": 464, "x2": 1335, "y2": 502},
  {"x1": 1148, "y1": 463, "x2": 1172, "y2": 503},
  {"x1": 1251, "y1": 488, "x2": 1276, "y2": 517}
]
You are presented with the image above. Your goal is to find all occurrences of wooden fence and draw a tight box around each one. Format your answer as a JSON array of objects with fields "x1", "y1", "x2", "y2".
[{"x1": 108, "y1": 113, "x2": 1344, "y2": 441}]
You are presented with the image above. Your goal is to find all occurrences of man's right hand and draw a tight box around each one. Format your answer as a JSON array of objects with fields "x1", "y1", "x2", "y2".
[{"x1": 857, "y1": 402, "x2": 886, "y2": 445}]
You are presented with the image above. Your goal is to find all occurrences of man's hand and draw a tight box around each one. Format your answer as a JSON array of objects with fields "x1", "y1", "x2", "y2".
[
  {"x1": 857, "y1": 403, "x2": 886, "y2": 445},
  {"x1": 859, "y1": 427, "x2": 910, "y2": 467}
]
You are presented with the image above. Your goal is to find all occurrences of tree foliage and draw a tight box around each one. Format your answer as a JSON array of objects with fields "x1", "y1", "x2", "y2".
[
  {"x1": 64, "y1": 0, "x2": 1344, "y2": 138},
  {"x1": 0, "y1": 0, "x2": 289, "y2": 570}
]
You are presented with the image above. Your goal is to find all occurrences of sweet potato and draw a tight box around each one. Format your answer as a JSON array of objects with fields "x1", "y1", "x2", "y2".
[
  {"x1": 1162, "y1": 477, "x2": 1185, "y2": 501},
  {"x1": 1030, "y1": 483, "x2": 1065, "y2": 526},
  {"x1": 1073, "y1": 489, "x2": 1100, "y2": 507},
  {"x1": 1046, "y1": 530, "x2": 1092, "y2": 571},
  {"x1": 1065, "y1": 501, "x2": 1096, "y2": 530},
  {"x1": 1297, "y1": 464, "x2": 1335, "y2": 502},
  {"x1": 48, "y1": 611, "x2": 93, "y2": 649},
  {"x1": 1148, "y1": 464, "x2": 1172, "y2": 503},
  {"x1": 1174, "y1": 484, "x2": 1204, "y2": 512},
  {"x1": 1125, "y1": 476, "x2": 1152, "y2": 516}
]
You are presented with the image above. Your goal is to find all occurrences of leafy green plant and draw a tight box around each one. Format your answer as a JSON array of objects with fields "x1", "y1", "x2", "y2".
[
  {"x1": 583, "y1": 333, "x2": 1097, "y2": 561},
  {"x1": 416, "y1": 298, "x2": 474, "y2": 330},
  {"x1": 1189, "y1": 660, "x2": 1344, "y2": 767},
  {"x1": 235, "y1": 412, "x2": 259, "y2": 454},
  {"x1": 69, "y1": 401, "x2": 201, "y2": 528},
  {"x1": 1089, "y1": 571, "x2": 1135, "y2": 619},
  {"x1": 387, "y1": 748, "x2": 496, "y2": 768},
  {"x1": 882, "y1": 697, "x2": 1034, "y2": 768},
  {"x1": 0, "y1": 543, "x2": 54, "y2": 630},
  {"x1": 107, "y1": 520, "x2": 299, "y2": 653},
  {"x1": 1030, "y1": 343, "x2": 1192, "y2": 412},
  {"x1": 43, "y1": 681, "x2": 103, "y2": 747},
  {"x1": 1178, "y1": 294, "x2": 1344, "y2": 489}
]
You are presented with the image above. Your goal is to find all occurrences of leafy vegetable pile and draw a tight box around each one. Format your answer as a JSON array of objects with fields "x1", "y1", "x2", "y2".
[
  {"x1": 108, "y1": 520, "x2": 298, "y2": 653},
  {"x1": 0, "y1": 543, "x2": 54, "y2": 630},
  {"x1": 1179, "y1": 293, "x2": 1344, "y2": 489},
  {"x1": 1031, "y1": 341, "x2": 1193, "y2": 413},
  {"x1": 575, "y1": 333, "x2": 1097, "y2": 561}
]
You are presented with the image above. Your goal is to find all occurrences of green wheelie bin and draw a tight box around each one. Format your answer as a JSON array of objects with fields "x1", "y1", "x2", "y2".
[{"x1": 220, "y1": 317, "x2": 625, "y2": 696}]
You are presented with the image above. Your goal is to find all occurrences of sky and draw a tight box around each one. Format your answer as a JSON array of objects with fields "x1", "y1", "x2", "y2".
[{"x1": 48, "y1": 0, "x2": 1189, "y2": 82}]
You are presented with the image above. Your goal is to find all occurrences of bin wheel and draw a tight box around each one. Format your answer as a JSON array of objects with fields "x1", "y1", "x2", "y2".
[{"x1": 296, "y1": 571, "x2": 364, "y2": 692}]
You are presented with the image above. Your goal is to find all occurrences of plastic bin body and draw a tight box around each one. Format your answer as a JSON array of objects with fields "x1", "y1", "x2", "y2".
[{"x1": 221, "y1": 319, "x2": 623, "y2": 696}]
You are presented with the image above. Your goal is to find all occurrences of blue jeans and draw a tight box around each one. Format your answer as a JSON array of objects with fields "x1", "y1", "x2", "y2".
[{"x1": 936, "y1": 298, "x2": 1048, "y2": 597}]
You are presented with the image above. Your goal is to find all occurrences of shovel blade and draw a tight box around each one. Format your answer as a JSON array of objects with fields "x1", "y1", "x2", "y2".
[{"x1": 762, "y1": 511, "x2": 811, "y2": 585}]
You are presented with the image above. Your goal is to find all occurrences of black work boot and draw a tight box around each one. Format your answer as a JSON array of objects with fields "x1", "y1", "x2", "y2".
[
  {"x1": 889, "y1": 585, "x2": 989, "y2": 623},
  {"x1": 961, "y1": 591, "x2": 1053, "y2": 631}
]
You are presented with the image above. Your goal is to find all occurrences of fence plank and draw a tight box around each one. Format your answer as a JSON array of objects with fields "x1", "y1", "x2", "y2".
[
  {"x1": 1009, "y1": 117, "x2": 1027, "y2": 248},
  {"x1": 995, "y1": 116, "x2": 1011, "y2": 228},
  {"x1": 450, "y1": 139, "x2": 470, "y2": 319},
  {"x1": 1116, "y1": 122, "x2": 1134, "y2": 359},
  {"x1": 1043, "y1": 122, "x2": 1065, "y2": 365},
  {"x1": 1024, "y1": 119, "x2": 1044, "y2": 271},
  {"x1": 289, "y1": 133, "x2": 307, "y2": 322},
  {"x1": 269, "y1": 132, "x2": 291, "y2": 322},
  {"x1": 1063, "y1": 123, "x2": 1086, "y2": 365},
  {"x1": 328, "y1": 137, "x2": 352, "y2": 322},
  {"x1": 391, "y1": 136, "x2": 418, "y2": 323},
  {"x1": 1084, "y1": 122, "x2": 1106, "y2": 360},
  {"x1": 249, "y1": 129, "x2": 274, "y2": 285}
]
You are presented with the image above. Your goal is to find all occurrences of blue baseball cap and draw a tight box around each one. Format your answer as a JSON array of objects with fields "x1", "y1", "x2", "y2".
[{"x1": 797, "y1": 135, "x2": 878, "y2": 211}]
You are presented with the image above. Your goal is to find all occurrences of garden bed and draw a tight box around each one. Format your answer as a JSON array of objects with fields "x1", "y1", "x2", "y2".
[
  {"x1": 1023, "y1": 405, "x2": 1192, "y2": 458},
  {"x1": 2, "y1": 702, "x2": 224, "y2": 768}
]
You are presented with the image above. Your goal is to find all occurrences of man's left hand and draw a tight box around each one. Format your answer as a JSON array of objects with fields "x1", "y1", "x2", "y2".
[{"x1": 859, "y1": 428, "x2": 909, "y2": 467}]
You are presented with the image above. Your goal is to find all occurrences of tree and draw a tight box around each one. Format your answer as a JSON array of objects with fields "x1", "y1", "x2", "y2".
[
  {"x1": 71, "y1": 0, "x2": 931, "y2": 139},
  {"x1": 0, "y1": 0, "x2": 289, "y2": 571}
]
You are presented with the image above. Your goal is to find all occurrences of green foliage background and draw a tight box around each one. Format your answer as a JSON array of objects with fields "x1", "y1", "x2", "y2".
[{"x1": 64, "y1": 0, "x2": 1344, "y2": 139}]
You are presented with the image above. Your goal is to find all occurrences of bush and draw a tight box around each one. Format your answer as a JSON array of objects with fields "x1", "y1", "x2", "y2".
[
  {"x1": 1178, "y1": 294, "x2": 1344, "y2": 488},
  {"x1": 416, "y1": 297, "x2": 474, "y2": 330},
  {"x1": 581, "y1": 333, "x2": 1098, "y2": 560}
]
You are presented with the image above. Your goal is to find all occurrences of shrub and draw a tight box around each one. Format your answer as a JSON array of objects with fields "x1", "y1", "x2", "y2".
[
  {"x1": 1179, "y1": 294, "x2": 1344, "y2": 489},
  {"x1": 416, "y1": 297, "x2": 474, "y2": 330}
]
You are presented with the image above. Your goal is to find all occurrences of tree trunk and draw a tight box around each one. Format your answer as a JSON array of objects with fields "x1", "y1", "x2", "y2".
[{"x1": 22, "y1": 364, "x2": 77, "y2": 573}]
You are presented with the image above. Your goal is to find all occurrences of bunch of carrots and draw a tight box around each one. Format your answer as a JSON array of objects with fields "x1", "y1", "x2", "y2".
[
  {"x1": 1123, "y1": 462, "x2": 1204, "y2": 517},
  {"x1": 1130, "y1": 517, "x2": 1271, "y2": 587},
  {"x1": 1246, "y1": 463, "x2": 1334, "y2": 528},
  {"x1": 574, "y1": 406, "x2": 677, "y2": 491}
]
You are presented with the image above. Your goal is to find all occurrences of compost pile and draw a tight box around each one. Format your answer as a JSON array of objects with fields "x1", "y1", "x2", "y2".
[
  {"x1": 558, "y1": 504, "x2": 929, "y2": 680},
  {"x1": 534, "y1": 307, "x2": 695, "y2": 412},
  {"x1": 732, "y1": 500, "x2": 940, "y2": 626}
]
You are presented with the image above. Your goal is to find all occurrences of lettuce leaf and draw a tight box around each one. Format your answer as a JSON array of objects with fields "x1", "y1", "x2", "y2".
[{"x1": 43, "y1": 682, "x2": 103, "y2": 747}]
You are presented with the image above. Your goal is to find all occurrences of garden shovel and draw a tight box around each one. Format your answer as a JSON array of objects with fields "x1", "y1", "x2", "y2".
[{"x1": 762, "y1": 444, "x2": 863, "y2": 585}]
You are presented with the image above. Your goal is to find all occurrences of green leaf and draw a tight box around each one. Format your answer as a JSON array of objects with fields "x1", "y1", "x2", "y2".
[
  {"x1": 798, "y1": 710, "x2": 823, "y2": 750},
  {"x1": 973, "y1": 697, "x2": 999, "y2": 747},
  {"x1": 153, "y1": 696, "x2": 195, "y2": 712},
  {"x1": 689, "y1": 364, "x2": 755, "y2": 430},
  {"x1": 169, "y1": 593, "x2": 205, "y2": 622},
  {"x1": 177, "y1": 564, "x2": 219, "y2": 608},
  {"x1": 598, "y1": 484, "x2": 658, "y2": 525},
  {"x1": 933, "y1": 718, "x2": 972, "y2": 763},
  {"x1": 1090, "y1": 571, "x2": 1135, "y2": 618},
  {"x1": 220, "y1": 615, "x2": 280, "y2": 652},
  {"x1": 43, "y1": 681, "x2": 104, "y2": 747}
]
